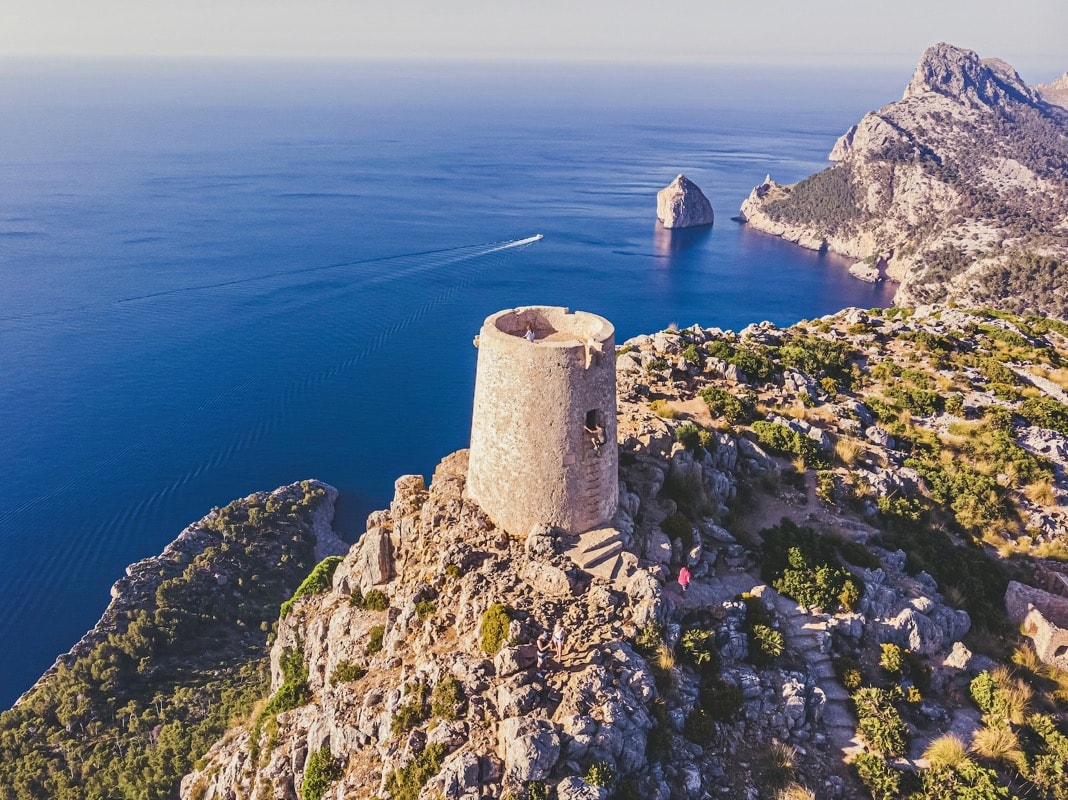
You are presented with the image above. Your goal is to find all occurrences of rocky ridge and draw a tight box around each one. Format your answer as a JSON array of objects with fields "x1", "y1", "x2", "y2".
[
  {"x1": 178, "y1": 305, "x2": 1068, "y2": 800},
  {"x1": 737, "y1": 43, "x2": 1068, "y2": 319}
]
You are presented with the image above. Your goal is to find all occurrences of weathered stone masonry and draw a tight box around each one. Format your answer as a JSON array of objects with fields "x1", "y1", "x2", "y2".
[{"x1": 466, "y1": 306, "x2": 618, "y2": 537}]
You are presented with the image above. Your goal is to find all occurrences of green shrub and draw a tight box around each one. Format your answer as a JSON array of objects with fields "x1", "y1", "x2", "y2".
[
  {"x1": 681, "y1": 344, "x2": 702, "y2": 365},
  {"x1": 391, "y1": 683, "x2": 429, "y2": 735},
  {"x1": 750, "y1": 625, "x2": 784, "y2": 664},
  {"x1": 415, "y1": 598, "x2": 437, "y2": 620},
  {"x1": 773, "y1": 546, "x2": 860, "y2": 612},
  {"x1": 265, "y1": 647, "x2": 311, "y2": 715},
  {"x1": 350, "y1": 587, "x2": 389, "y2": 611},
  {"x1": 879, "y1": 643, "x2": 905, "y2": 675},
  {"x1": 384, "y1": 743, "x2": 446, "y2": 800},
  {"x1": 329, "y1": 660, "x2": 366, "y2": 686},
  {"x1": 701, "y1": 679, "x2": 743, "y2": 722},
  {"x1": 852, "y1": 752, "x2": 902, "y2": 800},
  {"x1": 661, "y1": 512, "x2": 694, "y2": 549},
  {"x1": 430, "y1": 675, "x2": 466, "y2": 721},
  {"x1": 633, "y1": 623, "x2": 664, "y2": 659},
  {"x1": 675, "y1": 422, "x2": 704, "y2": 450},
  {"x1": 678, "y1": 627, "x2": 719, "y2": 674},
  {"x1": 751, "y1": 421, "x2": 830, "y2": 470},
  {"x1": 280, "y1": 556, "x2": 343, "y2": 618},
  {"x1": 647, "y1": 358, "x2": 669, "y2": 371},
  {"x1": 834, "y1": 656, "x2": 864, "y2": 691},
  {"x1": 301, "y1": 745, "x2": 343, "y2": 800},
  {"x1": 853, "y1": 687, "x2": 909, "y2": 757},
  {"x1": 1021, "y1": 396, "x2": 1068, "y2": 435},
  {"x1": 365, "y1": 625, "x2": 385, "y2": 656},
  {"x1": 444, "y1": 564, "x2": 462, "y2": 580},
  {"x1": 479, "y1": 604, "x2": 513, "y2": 654},
  {"x1": 583, "y1": 761, "x2": 614, "y2": 788},
  {"x1": 683, "y1": 707, "x2": 716, "y2": 744},
  {"x1": 945, "y1": 393, "x2": 966, "y2": 417},
  {"x1": 920, "y1": 760, "x2": 1009, "y2": 800},
  {"x1": 699, "y1": 387, "x2": 752, "y2": 424},
  {"x1": 526, "y1": 781, "x2": 552, "y2": 800}
]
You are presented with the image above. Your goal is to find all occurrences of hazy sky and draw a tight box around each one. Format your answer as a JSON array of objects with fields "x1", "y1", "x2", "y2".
[{"x1": 2, "y1": 0, "x2": 1065, "y2": 77}]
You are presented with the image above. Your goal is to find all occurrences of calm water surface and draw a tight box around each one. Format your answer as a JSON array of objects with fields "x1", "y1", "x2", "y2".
[{"x1": 0, "y1": 60, "x2": 899, "y2": 706}]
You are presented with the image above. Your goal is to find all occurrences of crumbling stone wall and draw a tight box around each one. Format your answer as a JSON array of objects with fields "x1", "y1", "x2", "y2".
[{"x1": 467, "y1": 306, "x2": 618, "y2": 536}]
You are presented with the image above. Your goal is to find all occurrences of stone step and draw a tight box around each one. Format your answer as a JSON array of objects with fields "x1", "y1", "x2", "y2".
[{"x1": 819, "y1": 684, "x2": 851, "y2": 702}]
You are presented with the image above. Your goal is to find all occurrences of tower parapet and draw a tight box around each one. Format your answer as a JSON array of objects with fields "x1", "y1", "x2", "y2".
[{"x1": 467, "y1": 306, "x2": 618, "y2": 537}]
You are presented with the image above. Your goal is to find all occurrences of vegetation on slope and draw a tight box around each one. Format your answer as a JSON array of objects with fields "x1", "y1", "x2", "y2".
[{"x1": 0, "y1": 481, "x2": 330, "y2": 800}]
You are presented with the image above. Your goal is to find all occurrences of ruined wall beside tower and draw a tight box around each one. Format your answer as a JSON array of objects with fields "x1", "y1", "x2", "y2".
[{"x1": 466, "y1": 306, "x2": 618, "y2": 537}]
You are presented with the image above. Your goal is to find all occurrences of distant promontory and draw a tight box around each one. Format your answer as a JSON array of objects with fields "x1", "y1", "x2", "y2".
[{"x1": 737, "y1": 42, "x2": 1068, "y2": 319}]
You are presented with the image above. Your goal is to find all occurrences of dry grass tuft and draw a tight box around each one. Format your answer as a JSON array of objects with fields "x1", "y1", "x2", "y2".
[
  {"x1": 834, "y1": 436, "x2": 864, "y2": 466},
  {"x1": 759, "y1": 742, "x2": 797, "y2": 791},
  {"x1": 776, "y1": 784, "x2": 816, "y2": 800},
  {"x1": 922, "y1": 735, "x2": 969, "y2": 769},
  {"x1": 992, "y1": 666, "x2": 1033, "y2": 725},
  {"x1": 656, "y1": 643, "x2": 676, "y2": 673},
  {"x1": 650, "y1": 399, "x2": 679, "y2": 419},
  {"x1": 971, "y1": 725, "x2": 1025, "y2": 768}
]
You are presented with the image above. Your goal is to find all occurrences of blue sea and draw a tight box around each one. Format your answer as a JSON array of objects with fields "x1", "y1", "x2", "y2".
[{"x1": 0, "y1": 59, "x2": 899, "y2": 707}]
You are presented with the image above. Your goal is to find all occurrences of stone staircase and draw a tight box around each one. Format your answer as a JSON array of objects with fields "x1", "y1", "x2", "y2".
[
  {"x1": 688, "y1": 572, "x2": 862, "y2": 760},
  {"x1": 563, "y1": 526, "x2": 631, "y2": 585},
  {"x1": 766, "y1": 589, "x2": 863, "y2": 760}
]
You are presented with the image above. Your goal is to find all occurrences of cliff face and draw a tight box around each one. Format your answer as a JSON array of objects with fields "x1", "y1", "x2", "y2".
[{"x1": 738, "y1": 43, "x2": 1068, "y2": 318}]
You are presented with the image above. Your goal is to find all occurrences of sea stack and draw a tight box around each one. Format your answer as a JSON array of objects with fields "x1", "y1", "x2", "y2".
[{"x1": 656, "y1": 174, "x2": 715, "y2": 229}]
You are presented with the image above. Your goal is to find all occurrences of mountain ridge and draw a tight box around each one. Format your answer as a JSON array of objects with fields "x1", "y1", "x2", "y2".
[{"x1": 738, "y1": 43, "x2": 1068, "y2": 319}]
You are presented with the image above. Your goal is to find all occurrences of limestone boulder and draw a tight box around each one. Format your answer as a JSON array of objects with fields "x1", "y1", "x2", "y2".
[
  {"x1": 656, "y1": 174, "x2": 715, "y2": 229},
  {"x1": 497, "y1": 717, "x2": 560, "y2": 782}
]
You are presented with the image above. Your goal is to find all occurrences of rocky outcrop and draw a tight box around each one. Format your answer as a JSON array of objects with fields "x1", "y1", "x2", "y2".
[
  {"x1": 657, "y1": 174, "x2": 714, "y2": 229},
  {"x1": 738, "y1": 43, "x2": 1068, "y2": 318},
  {"x1": 1038, "y1": 72, "x2": 1068, "y2": 108}
]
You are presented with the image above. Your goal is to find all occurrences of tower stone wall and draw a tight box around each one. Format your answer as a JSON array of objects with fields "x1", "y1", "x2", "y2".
[{"x1": 467, "y1": 306, "x2": 618, "y2": 537}]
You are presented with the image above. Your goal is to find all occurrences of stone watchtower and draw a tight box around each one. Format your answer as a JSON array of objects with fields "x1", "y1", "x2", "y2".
[{"x1": 467, "y1": 306, "x2": 618, "y2": 537}]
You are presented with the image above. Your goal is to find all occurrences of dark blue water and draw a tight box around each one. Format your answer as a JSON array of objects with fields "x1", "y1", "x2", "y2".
[{"x1": 0, "y1": 60, "x2": 898, "y2": 707}]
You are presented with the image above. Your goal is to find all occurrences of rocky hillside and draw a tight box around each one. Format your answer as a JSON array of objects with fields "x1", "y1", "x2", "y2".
[
  {"x1": 0, "y1": 480, "x2": 345, "y2": 800},
  {"x1": 169, "y1": 306, "x2": 1068, "y2": 800},
  {"x1": 737, "y1": 43, "x2": 1068, "y2": 319}
]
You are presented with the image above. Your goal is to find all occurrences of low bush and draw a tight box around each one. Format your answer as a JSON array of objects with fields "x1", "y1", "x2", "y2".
[
  {"x1": 852, "y1": 752, "x2": 902, "y2": 800},
  {"x1": 265, "y1": 647, "x2": 311, "y2": 715},
  {"x1": 479, "y1": 604, "x2": 513, "y2": 654},
  {"x1": 365, "y1": 625, "x2": 385, "y2": 656},
  {"x1": 430, "y1": 675, "x2": 466, "y2": 721},
  {"x1": 661, "y1": 512, "x2": 694, "y2": 550},
  {"x1": 350, "y1": 588, "x2": 389, "y2": 611},
  {"x1": 280, "y1": 556, "x2": 343, "y2": 618},
  {"x1": 301, "y1": 745, "x2": 343, "y2": 800},
  {"x1": 678, "y1": 627, "x2": 719, "y2": 675},
  {"x1": 853, "y1": 687, "x2": 908, "y2": 757},
  {"x1": 1021, "y1": 396, "x2": 1068, "y2": 435},
  {"x1": 384, "y1": 742, "x2": 446, "y2": 800},
  {"x1": 675, "y1": 422, "x2": 704, "y2": 450},
  {"x1": 329, "y1": 660, "x2": 366, "y2": 686},
  {"x1": 649, "y1": 399, "x2": 678, "y2": 419},
  {"x1": 583, "y1": 761, "x2": 614, "y2": 788},
  {"x1": 834, "y1": 656, "x2": 864, "y2": 691},
  {"x1": 701, "y1": 679, "x2": 743, "y2": 722},
  {"x1": 751, "y1": 421, "x2": 830, "y2": 470},
  {"x1": 683, "y1": 707, "x2": 716, "y2": 744},
  {"x1": 750, "y1": 624, "x2": 784, "y2": 664},
  {"x1": 415, "y1": 598, "x2": 436, "y2": 620},
  {"x1": 391, "y1": 683, "x2": 429, "y2": 735},
  {"x1": 699, "y1": 387, "x2": 752, "y2": 424}
]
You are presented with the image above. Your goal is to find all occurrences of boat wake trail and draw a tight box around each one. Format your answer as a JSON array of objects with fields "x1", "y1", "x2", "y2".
[{"x1": 0, "y1": 234, "x2": 542, "y2": 544}]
